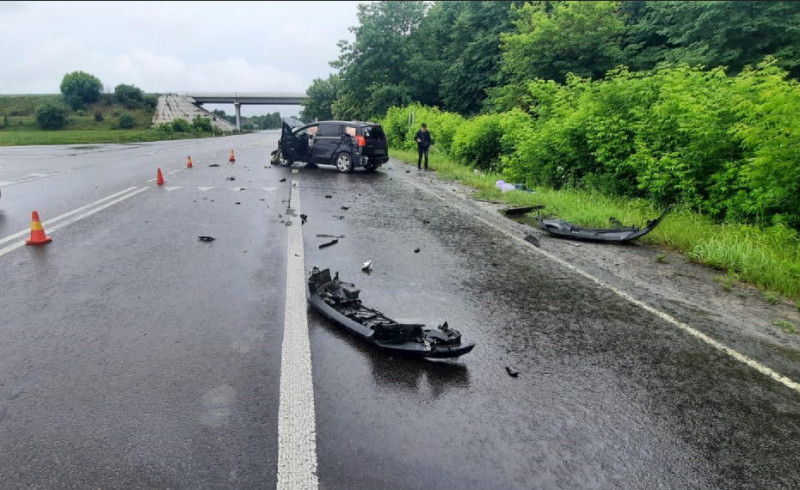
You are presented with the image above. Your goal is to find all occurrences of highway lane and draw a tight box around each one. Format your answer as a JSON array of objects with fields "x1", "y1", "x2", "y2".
[
  {"x1": 1, "y1": 134, "x2": 799, "y2": 489},
  {"x1": 0, "y1": 134, "x2": 288, "y2": 488}
]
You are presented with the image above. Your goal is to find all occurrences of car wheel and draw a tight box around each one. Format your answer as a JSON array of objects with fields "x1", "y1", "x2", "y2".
[{"x1": 336, "y1": 152, "x2": 354, "y2": 173}]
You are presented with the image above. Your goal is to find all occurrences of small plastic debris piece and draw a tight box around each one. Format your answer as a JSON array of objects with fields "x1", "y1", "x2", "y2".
[
  {"x1": 325, "y1": 195, "x2": 332, "y2": 198},
  {"x1": 227, "y1": 177, "x2": 236, "y2": 181},
  {"x1": 279, "y1": 178, "x2": 287, "y2": 182},
  {"x1": 505, "y1": 366, "x2": 519, "y2": 378},
  {"x1": 362, "y1": 260, "x2": 372, "y2": 272},
  {"x1": 341, "y1": 206, "x2": 349, "y2": 211},
  {"x1": 300, "y1": 214, "x2": 308, "y2": 224},
  {"x1": 198, "y1": 236, "x2": 215, "y2": 242},
  {"x1": 209, "y1": 163, "x2": 220, "y2": 167},
  {"x1": 524, "y1": 234, "x2": 541, "y2": 247},
  {"x1": 319, "y1": 239, "x2": 339, "y2": 249},
  {"x1": 414, "y1": 248, "x2": 420, "y2": 253}
]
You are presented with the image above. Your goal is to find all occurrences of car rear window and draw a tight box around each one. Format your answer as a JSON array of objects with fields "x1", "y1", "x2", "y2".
[
  {"x1": 362, "y1": 125, "x2": 385, "y2": 139},
  {"x1": 344, "y1": 126, "x2": 357, "y2": 137}
]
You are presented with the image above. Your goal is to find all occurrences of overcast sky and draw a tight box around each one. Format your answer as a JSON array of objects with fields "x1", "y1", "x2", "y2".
[{"x1": 0, "y1": 1, "x2": 365, "y2": 116}]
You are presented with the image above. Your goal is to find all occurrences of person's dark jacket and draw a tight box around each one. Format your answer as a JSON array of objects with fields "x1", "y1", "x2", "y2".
[{"x1": 415, "y1": 129, "x2": 431, "y2": 149}]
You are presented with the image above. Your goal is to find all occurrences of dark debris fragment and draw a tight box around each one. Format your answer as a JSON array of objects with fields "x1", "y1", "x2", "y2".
[{"x1": 319, "y1": 239, "x2": 339, "y2": 249}]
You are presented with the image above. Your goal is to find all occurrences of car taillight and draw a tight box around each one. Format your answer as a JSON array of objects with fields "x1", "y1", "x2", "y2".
[{"x1": 354, "y1": 135, "x2": 366, "y2": 147}]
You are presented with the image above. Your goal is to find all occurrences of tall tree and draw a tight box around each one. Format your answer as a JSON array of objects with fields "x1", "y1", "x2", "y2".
[
  {"x1": 431, "y1": 1, "x2": 519, "y2": 115},
  {"x1": 301, "y1": 75, "x2": 340, "y2": 121},
  {"x1": 331, "y1": 1, "x2": 429, "y2": 120},
  {"x1": 500, "y1": 1, "x2": 627, "y2": 84},
  {"x1": 626, "y1": 1, "x2": 800, "y2": 77},
  {"x1": 60, "y1": 71, "x2": 103, "y2": 110}
]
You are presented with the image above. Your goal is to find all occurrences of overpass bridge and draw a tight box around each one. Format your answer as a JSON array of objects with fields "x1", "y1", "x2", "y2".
[{"x1": 183, "y1": 92, "x2": 308, "y2": 130}]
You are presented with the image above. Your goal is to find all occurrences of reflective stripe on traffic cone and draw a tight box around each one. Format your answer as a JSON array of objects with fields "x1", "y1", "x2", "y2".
[
  {"x1": 187, "y1": 155, "x2": 193, "y2": 168},
  {"x1": 26, "y1": 211, "x2": 52, "y2": 245},
  {"x1": 157, "y1": 168, "x2": 164, "y2": 185},
  {"x1": 229, "y1": 149, "x2": 235, "y2": 163}
]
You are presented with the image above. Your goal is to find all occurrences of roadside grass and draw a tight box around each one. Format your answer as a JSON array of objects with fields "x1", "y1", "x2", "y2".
[
  {"x1": 390, "y1": 148, "x2": 800, "y2": 302},
  {"x1": 773, "y1": 319, "x2": 798, "y2": 334}
]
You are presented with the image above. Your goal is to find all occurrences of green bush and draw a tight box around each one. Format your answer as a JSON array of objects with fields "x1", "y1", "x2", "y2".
[
  {"x1": 117, "y1": 113, "x2": 135, "y2": 129},
  {"x1": 191, "y1": 116, "x2": 212, "y2": 132},
  {"x1": 114, "y1": 84, "x2": 145, "y2": 108},
  {"x1": 380, "y1": 103, "x2": 464, "y2": 153},
  {"x1": 34, "y1": 102, "x2": 69, "y2": 129},
  {"x1": 451, "y1": 114, "x2": 504, "y2": 170},
  {"x1": 144, "y1": 94, "x2": 158, "y2": 112},
  {"x1": 171, "y1": 118, "x2": 190, "y2": 132},
  {"x1": 60, "y1": 71, "x2": 103, "y2": 110}
]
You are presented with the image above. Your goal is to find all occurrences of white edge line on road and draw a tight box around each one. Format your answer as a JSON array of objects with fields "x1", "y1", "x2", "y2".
[
  {"x1": 400, "y1": 171, "x2": 800, "y2": 395},
  {"x1": 0, "y1": 186, "x2": 138, "y2": 247},
  {"x1": 277, "y1": 180, "x2": 319, "y2": 489},
  {"x1": 0, "y1": 187, "x2": 148, "y2": 258}
]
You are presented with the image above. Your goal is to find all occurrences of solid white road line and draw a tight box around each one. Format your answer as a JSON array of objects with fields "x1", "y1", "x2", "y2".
[
  {"x1": 276, "y1": 180, "x2": 319, "y2": 489},
  {"x1": 400, "y1": 170, "x2": 800, "y2": 395},
  {"x1": 0, "y1": 186, "x2": 148, "y2": 258},
  {"x1": 0, "y1": 186, "x2": 139, "y2": 248}
]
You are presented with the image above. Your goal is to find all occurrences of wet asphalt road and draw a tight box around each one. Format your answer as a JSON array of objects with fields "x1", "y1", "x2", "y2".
[{"x1": 1, "y1": 133, "x2": 800, "y2": 489}]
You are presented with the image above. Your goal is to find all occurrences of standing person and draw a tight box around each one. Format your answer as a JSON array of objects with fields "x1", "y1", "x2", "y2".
[{"x1": 415, "y1": 123, "x2": 432, "y2": 170}]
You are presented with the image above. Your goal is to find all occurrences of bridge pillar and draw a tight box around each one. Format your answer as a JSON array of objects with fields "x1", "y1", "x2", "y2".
[{"x1": 234, "y1": 102, "x2": 242, "y2": 131}]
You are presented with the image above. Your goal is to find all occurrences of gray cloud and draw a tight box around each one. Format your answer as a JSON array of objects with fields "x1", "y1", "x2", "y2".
[{"x1": 0, "y1": 0, "x2": 362, "y2": 99}]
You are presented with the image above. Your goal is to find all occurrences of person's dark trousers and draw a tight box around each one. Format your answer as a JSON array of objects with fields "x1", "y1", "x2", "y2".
[{"x1": 417, "y1": 146, "x2": 429, "y2": 169}]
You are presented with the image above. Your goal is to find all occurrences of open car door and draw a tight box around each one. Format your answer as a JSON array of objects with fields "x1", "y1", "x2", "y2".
[{"x1": 280, "y1": 122, "x2": 297, "y2": 160}]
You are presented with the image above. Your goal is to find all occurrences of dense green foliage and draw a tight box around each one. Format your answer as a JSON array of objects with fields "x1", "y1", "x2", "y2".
[
  {"x1": 114, "y1": 84, "x2": 145, "y2": 108},
  {"x1": 314, "y1": 0, "x2": 799, "y2": 231},
  {"x1": 60, "y1": 71, "x2": 103, "y2": 110},
  {"x1": 116, "y1": 113, "x2": 136, "y2": 129},
  {"x1": 34, "y1": 102, "x2": 69, "y2": 129},
  {"x1": 384, "y1": 57, "x2": 800, "y2": 228}
]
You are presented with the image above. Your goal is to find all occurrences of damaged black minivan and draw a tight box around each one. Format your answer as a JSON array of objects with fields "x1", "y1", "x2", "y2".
[{"x1": 272, "y1": 121, "x2": 389, "y2": 172}]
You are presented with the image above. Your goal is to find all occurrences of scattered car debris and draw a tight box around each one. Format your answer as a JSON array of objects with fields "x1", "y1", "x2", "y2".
[
  {"x1": 198, "y1": 236, "x2": 215, "y2": 242},
  {"x1": 319, "y1": 239, "x2": 339, "y2": 249},
  {"x1": 307, "y1": 267, "x2": 475, "y2": 358},
  {"x1": 235, "y1": 202, "x2": 241, "y2": 205},
  {"x1": 300, "y1": 213, "x2": 308, "y2": 224},
  {"x1": 422, "y1": 219, "x2": 430, "y2": 224},
  {"x1": 333, "y1": 215, "x2": 345, "y2": 220},
  {"x1": 361, "y1": 260, "x2": 372, "y2": 272},
  {"x1": 226, "y1": 177, "x2": 236, "y2": 181},
  {"x1": 316, "y1": 234, "x2": 345, "y2": 239},
  {"x1": 341, "y1": 206, "x2": 349, "y2": 211},
  {"x1": 504, "y1": 205, "x2": 545, "y2": 216},
  {"x1": 505, "y1": 366, "x2": 520, "y2": 377},
  {"x1": 325, "y1": 195, "x2": 332, "y2": 199},
  {"x1": 209, "y1": 164, "x2": 220, "y2": 167},
  {"x1": 414, "y1": 248, "x2": 420, "y2": 253},
  {"x1": 279, "y1": 178, "x2": 287, "y2": 182},
  {"x1": 524, "y1": 234, "x2": 541, "y2": 247},
  {"x1": 536, "y1": 205, "x2": 672, "y2": 243}
]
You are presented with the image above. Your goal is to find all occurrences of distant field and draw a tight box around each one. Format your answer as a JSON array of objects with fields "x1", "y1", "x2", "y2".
[{"x1": 0, "y1": 93, "x2": 217, "y2": 146}]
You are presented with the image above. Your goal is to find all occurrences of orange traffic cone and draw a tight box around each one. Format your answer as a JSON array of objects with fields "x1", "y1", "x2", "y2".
[
  {"x1": 156, "y1": 168, "x2": 164, "y2": 185},
  {"x1": 26, "y1": 211, "x2": 52, "y2": 245},
  {"x1": 187, "y1": 155, "x2": 193, "y2": 168},
  {"x1": 229, "y1": 149, "x2": 235, "y2": 163}
]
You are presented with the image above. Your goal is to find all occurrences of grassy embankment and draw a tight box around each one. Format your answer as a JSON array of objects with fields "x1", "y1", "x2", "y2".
[
  {"x1": 390, "y1": 148, "x2": 800, "y2": 312},
  {"x1": 0, "y1": 94, "x2": 213, "y2": 146}
]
